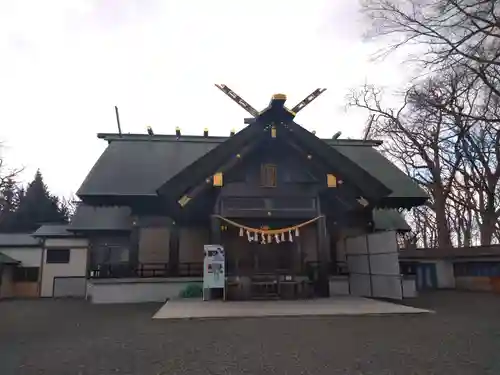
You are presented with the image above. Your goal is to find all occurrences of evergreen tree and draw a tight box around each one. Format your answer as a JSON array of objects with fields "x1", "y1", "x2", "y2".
[
  {"x1": 0, "y1": 178, "x2": 18, "y2": 231},
  {"x1": 6, "y1": 170, "x2": 68, "y2": 232}
]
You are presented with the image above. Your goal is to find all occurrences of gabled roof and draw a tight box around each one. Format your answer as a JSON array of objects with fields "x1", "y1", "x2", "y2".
[
  {"x1": 0, "y1": 234, "x2": 40, "y2": 247},
  {"x1": 0, "y1": 252, "x2": 19, "y2": 265},
  {"x1": 77, "y1": 131, "x2": 426, "y2": 208},
  {"x1": 33, "y1": 224, "x2": 76, "y2": 238},
  {"x1": 77, "y1": 135, "x2": 223, "y2": 196},
  {"x1": 329, "y1": 143, "x2": 427, "y2": 201}
]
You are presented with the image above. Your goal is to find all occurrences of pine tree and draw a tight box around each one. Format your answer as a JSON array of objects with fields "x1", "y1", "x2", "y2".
[
  {"x1": 0, "y1": 178, "x2": 18, "y2": 231},
  {"x1": 6, "y1": 170, "x2": 68, "y2": 232}
]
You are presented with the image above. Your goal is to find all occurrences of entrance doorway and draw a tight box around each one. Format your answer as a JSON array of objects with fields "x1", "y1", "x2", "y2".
[
  {"x1": 222, "y1": 228, "x2": 296, "y2": 276},
  {"x1": 221, "y1": 226, "x2": 311, "y2": 300}
]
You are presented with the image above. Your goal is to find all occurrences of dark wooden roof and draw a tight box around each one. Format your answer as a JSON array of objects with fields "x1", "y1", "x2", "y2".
[
  {"x1": 77, "y1": 129, "x2": 427, "y2": 208},
  {"x1": 33, "y1": 224, "x2": 77, "y2": 238},
  {"x1": 69, "y1": 205, "x2": 132, "y2": 231},
  {"x1": 77, "y1": 136, "x2": 223, "y2": 196},
  {"x1": 0, "y1": 234, "x2": 40, "y2": 247}
]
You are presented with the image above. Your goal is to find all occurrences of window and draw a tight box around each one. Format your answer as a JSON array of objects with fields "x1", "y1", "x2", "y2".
[
  {"x1": 261, "y1": 164, "x2": 277, "y2": 187},
  {"x1": 454, "y1": 262, "x2": 500, "y2": 277},
  {"x1": 46, "y1": 249, "x2": 70, "y2": 264},
  {"x1": 13, "y1": 267, "x2": 39, "y2": 282}
]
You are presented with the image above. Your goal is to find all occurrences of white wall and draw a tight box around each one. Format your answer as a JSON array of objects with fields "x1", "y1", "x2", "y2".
[
  {"x1": 435, "y1": 260, "x2": 456, "y2": 289},
  {"x1": 1, "y1": 247, "x2": 43, "y2": 267},
  {"x1": 88, "y1": 278, "x2": 202, "y2": 303},
  {"x1": 40, "y1": 238, "x2": 89, "y2": 297}
]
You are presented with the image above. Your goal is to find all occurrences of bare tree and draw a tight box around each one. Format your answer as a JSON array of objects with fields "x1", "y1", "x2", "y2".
[
  {"x1": 59, "y1": 195, "x2": 80, "y2": 220},
  {"x1": 362, "y1": 0, "x2": 500, "y2": 103},
  {"x1": 0, "y1": 159, "x2": 22, "y2": 191},
  {"x1": 347, "y1": 81, "x2": 470, "y2": 247},
  {"x1": 452, "y1": 122, "x2": 500, "y2": 244},
  {"x1": 405, "y1": 206, "x2": 438, "y2": 248},
  {"x1": 355, "y1": 0, "x2": 500, "y2": 247}
]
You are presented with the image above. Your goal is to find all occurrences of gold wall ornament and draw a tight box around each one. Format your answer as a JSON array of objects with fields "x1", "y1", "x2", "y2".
[
  {"x1": 327, "y1": 174, "x2": 337, "y2": 188},
  {"x1": 271, "y1": 125, "x2": 277, "y2": 138},
  {"x1": 213, "y1": 172, "x2": 223, "y2": 187}
]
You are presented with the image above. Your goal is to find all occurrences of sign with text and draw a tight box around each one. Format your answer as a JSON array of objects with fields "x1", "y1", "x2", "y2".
[{"x1": 203, "y1": 244, "x2": 225, "y2": 290}]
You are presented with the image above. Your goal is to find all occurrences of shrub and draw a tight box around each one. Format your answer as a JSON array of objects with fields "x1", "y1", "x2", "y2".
[{"x1": 179, "y1": 283, "x2": 203, "y2": 298}]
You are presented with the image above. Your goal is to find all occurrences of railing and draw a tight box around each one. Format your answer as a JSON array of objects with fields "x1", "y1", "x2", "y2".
[
  {"x1": 88, "y1": 262, "x2": 203, "y2": 279},
  {"x1": 88, "y1": 261, "x2": 352, "y2": 279}
]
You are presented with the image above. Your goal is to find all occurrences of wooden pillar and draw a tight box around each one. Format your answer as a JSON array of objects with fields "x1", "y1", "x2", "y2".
[
  {"x1": 129, "y1": 219, "x2": 140, "y2": 268},
  {"x1": 210, "y1": 215, "x2": 222, "y2": 244},
  {"x1": 316, "y1": 215, "x2": 330, "y2": 297},
  {"x1": 168, "y1": 222, "x2": 180, "y2": 276}
]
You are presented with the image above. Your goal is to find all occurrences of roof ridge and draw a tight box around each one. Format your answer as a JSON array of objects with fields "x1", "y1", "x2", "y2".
[{"x1": 97, "y1": 133, "x2": 383, "y2": 147}]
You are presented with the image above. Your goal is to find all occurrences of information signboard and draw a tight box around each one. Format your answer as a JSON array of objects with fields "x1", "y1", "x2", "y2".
[{"x1": 203, "y1": 244, "x2": 225, "y2": 300}]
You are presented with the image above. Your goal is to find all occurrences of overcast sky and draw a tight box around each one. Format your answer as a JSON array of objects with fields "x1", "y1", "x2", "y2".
[{"x1": 0, "y1": 0, "x2": 410, "y2": 198}]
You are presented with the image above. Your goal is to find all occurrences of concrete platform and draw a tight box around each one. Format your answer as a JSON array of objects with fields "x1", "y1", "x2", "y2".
[{"x1": 152, "y1": 297, "x2": 431, "y2": 320}]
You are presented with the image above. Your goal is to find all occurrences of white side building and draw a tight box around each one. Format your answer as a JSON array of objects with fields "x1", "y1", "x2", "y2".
[{"x1": 33, "y1": 225, "x2": 89, "y2": 298}]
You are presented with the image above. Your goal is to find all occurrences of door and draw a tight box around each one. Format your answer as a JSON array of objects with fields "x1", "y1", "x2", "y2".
[
  {"x1": 53, "y1": 277, "x2": 87, "y2": 298},
  {"x1": 416, "y1": 263, "x2": 437, "y2": 290}
]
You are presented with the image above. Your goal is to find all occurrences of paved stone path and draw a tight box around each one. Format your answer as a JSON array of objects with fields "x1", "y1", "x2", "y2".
[{"x1": 153, "y1": 296, "x2": 431, "y2": 319}]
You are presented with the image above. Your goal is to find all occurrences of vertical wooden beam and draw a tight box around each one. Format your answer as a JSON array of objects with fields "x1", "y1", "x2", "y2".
[
  {"x1": 316, "y1": 216, "x2": 330, "y2": 297},
  {"x1": 210, "y1": 215, "x2": 222, "y2": 244},
  {"x1": 316, "y1": 197, "x2": 330, "y2": 297},
  {"x1": 168, "y1": 222, "x2": 180, "y2": 276},
  {"x1": 129, "y1": 218, "x2": 140, "y2": 268},
  {"x1": 328, "y1": 219, "x2": 338, "y2": 266}
]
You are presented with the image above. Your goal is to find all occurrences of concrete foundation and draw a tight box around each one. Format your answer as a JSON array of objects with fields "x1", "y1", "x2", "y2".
[{"x1": 87, "y1": 278, "x2": 202, "y2": 304}]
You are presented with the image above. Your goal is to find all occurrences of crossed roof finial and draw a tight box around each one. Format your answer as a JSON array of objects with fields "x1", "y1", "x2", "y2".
[{"x1": 215, "y1": 84, "x2": 326, "y2": 124}]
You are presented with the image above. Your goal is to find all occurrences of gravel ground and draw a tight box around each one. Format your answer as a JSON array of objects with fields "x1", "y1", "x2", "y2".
[{"x1": 1, "y1": 291, "x2": 500, "y2": 375}]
